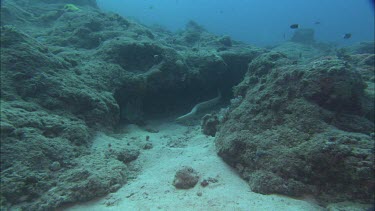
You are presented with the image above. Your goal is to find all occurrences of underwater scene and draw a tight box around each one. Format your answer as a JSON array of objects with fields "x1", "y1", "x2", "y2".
[{"x1": 0, "y1": 0, "x2": 374, "y2": 210}]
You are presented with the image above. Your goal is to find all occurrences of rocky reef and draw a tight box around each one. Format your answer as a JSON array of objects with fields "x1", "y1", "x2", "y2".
[
  {"x1": 0, "y1": 0, "x2": 262, "y2": 210},
  {"x1": 215, "y1": 45, "x2": 375, "y2": 204},
  {"x1": 0, "y1": 0, "x2": 374, "y2": 210}
]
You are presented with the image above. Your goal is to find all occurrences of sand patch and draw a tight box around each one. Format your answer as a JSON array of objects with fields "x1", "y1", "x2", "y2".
[{"x1": 64, "y1": 120, "x2": 324, "y2": 211}]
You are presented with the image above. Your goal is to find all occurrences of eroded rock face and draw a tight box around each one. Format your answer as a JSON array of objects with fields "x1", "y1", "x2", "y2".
[{"x1": 215, "y1": 52, "x2": 375, "y2": 204}]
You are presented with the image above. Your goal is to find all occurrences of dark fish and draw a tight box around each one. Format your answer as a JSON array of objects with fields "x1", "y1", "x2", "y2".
[
  {"x1": 290, "y1": 24, "x2": 299, "y2": 29},
  {"x1": 343, "y1": 33, "x2": 352, "y2": 39},
  {"x1": 314, "y1": 21, "x2": 321, "y2": 25}
]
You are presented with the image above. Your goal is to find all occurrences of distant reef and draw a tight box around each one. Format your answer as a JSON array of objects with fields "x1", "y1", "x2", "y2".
[{"x1": 1, "y1": 0, "x2": 374, "y2": 210}]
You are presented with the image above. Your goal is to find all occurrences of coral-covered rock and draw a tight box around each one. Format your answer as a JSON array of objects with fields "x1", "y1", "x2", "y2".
[
  {"x1": 0, "y1": 0, "x2": 262, "y2": 208},
  {"x1": 215, "y1": 52, "x2": 375, "y2": 204},
  {"x1": 173, "y1": 166, "x2": 200, "y2": 189},
  {"x1": 115, "y1": 148, "x2": 140, "y2": 164},
  {"x1": 201, "y1": 114, "x2": 219, "y2": 136}
]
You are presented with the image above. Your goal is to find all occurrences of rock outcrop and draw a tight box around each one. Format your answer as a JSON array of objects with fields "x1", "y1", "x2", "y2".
[{"x1": 215, "y1": 51, "x2": 374, "y2": 204}]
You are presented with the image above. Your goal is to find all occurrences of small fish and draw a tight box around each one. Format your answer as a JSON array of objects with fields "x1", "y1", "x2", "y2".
[
  {"x1": 343, "y1": 33, "x2": 352, "y2": 39},
  {"x1": 314, "y1": 21, "x2": 321, "y2": 25},
  {"x1": 290, "y1": 24, "x2": 299, "y2": 29},
  {"x1": 148, "y1": 5, "x2": 154, "y2": 10}
]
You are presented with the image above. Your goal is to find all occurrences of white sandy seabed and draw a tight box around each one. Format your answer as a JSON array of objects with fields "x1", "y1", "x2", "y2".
[{"x1": 64, "y1": 119, "x2": 327, "y2": 211}]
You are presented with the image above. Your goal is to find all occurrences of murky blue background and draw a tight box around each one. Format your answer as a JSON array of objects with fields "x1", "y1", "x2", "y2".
[{"x1": 97, "y1": 0, "x2": 374, "y2": 46}]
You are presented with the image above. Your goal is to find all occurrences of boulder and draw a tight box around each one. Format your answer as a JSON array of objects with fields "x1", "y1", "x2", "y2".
[
  {"x1": 173, "y1": 166, "x2": 200, "y2": 189},
  {"x1": 215, "y1": 52, "x2": 374, "y2": 204}
]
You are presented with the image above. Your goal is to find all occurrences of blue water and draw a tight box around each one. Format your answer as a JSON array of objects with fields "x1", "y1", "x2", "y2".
[{"x1": 97, "y1": 0, "x2": 374, "y2": 47}]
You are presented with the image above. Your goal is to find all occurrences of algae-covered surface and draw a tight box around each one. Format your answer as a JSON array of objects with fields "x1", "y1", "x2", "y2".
[{"x1": 0, "y1": 0, "x2": 374, "y2": 210}]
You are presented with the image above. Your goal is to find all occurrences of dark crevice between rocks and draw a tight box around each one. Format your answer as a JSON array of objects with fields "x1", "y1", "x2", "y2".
[
  {"x1": 113, "y1": 52, "x2": 254, "y2": 125},
  {"x1": 110, "y1": 42, "x2": 165, "y2": 72},
  {"x1": 114, "y1": 83, "x2": 227, "y2": 125}
]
